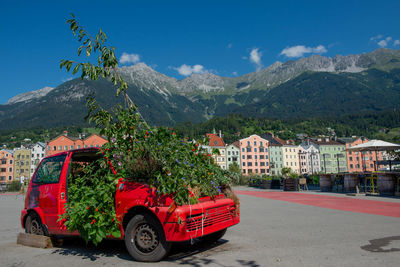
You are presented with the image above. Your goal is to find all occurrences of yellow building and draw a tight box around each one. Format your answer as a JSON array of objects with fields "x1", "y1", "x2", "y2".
[{"x1": 13, "y1": 148, "x2": 32, "y2": 184}]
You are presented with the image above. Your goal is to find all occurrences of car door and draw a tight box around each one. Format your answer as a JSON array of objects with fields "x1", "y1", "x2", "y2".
[{"x1": 30, "y1": 153, "x2": 68, "y2": 234}]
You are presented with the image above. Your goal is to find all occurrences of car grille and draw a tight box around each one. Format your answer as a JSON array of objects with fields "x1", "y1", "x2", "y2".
[{"x1": 186, "y1": 205, "x2": 233, "y2": 232}]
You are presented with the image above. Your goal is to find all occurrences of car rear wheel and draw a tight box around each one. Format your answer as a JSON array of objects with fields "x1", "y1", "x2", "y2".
[
  {"x1": 124, "y1": 213, "x2": 171, "y2": 262},
  {"x1": 25, "y1": 213, "x2": 48, "y2": 236},
  {"x1": 200, "y1": 228, "x2": 227, "y2": 244}
]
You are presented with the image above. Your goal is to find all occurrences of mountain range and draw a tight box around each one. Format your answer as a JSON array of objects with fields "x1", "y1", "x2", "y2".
[{"x1": 1, "y1": 48, "x2": 400, "y2": 130}]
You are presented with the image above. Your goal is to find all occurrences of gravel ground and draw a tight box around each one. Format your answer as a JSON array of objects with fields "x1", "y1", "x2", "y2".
[{"x1": 0, "y1": 189, "x2": 399, "y2": 267}]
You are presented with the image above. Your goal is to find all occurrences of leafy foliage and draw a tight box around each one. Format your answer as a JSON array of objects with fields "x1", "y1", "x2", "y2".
[{"x1": 60, "y1": 160, "x2": 121, "y2": 245}]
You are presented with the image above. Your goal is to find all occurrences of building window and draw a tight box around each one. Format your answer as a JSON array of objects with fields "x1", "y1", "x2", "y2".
[
  {"x1": 260, "y1": 162, "x2": 265, "y2": 166},
  {"x1": 247, "y1": 141, "x2": 250, "y2": 146},
  {"x1": 242, "y1": 155, "x2": 245, "y2": 159},
  {"x1": 248, "y1": 169, "x2": 252, "y2": 174},
  {"x1": 77, "y1": 145, "x2": 81, "y2": 149},
  {"x1": 260, "y1": 147, "x2": 264, "y2": 152},
  {"x1": 260, "y1": 155, "x2": 264, "y2": 159},
  {"x1": 8, "y1": 176, "x2": 12, "y2": 180},
  {"x1": 64, "y1": 146, "x2": 68, "y2": 150},
  {"x1": 247, "y1": 162, "x2": 252, "y2": 166},
  {"x1": 349, "y1": 157, "x2": 353, "y2": 161},
  {"x1": 70, "y1": 145, "x2": 74, "y2": 149},
  {"x1": 228, "y1": 151, "x2": 231, "y2": 155},
  {"x1": 246, "y1": 148, "x2": 251, "y2": 152},
  {"x1": 255, "y1": 162, "x2": 258, "y2": 166},
  {"x1": 9, "y1": 167, "x2": 12, "y2": 172},
  {"x1": 247, "y1": 155, "x2": 252, "y2": 159},
  {"x1": 242, "y1": 169, "x2": 246, "y2": 174},
  {"x1": 9, "y1": 160, "x2": 13, "y2": 164},
  {"x1": 242, "y1": 162, "x2": 245, "y2": 166},
  {"x1": 254, "y1": 148, "x2": 257, "y2": 152},
  {"x1": 58, "y1": 146, "x2": 62, "y2": 151}
]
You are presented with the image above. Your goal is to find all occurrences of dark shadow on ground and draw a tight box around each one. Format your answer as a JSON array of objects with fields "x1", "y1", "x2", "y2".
[
  {"x1": 51, "y1": 237, "x2": 131, "y2": 261},
  {"x1": 361, "y1": 236, "x2": 400, "y2": 253},
  {"x1": 51, "y1": 236, "x2": 255, "y2": 266}
]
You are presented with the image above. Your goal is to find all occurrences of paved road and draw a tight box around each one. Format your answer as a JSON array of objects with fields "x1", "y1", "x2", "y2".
[{"x1": 0, "y1": 189, "x2": 399, "y2": 267}]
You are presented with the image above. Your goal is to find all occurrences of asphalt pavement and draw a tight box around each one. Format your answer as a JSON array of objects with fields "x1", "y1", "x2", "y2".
[{"x1": 0, "y1": 188, "x2": 399, "y2": 267}]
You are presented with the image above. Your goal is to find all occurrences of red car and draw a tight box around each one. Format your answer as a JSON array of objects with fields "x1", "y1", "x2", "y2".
[{"x1": 21, "y1": 148, "x2": 240, "y2": 261}]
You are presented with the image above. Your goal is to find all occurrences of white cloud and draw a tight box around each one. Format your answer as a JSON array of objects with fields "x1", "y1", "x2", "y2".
[
  {"x1": 377, "y1": 36, "x2": 392, "y2": 47},
  {"x1": 232, "y1": 71, "x2": 238, "y2": 76},
  {"x1": 279, "y1": 45, "x2": 327, "y2": 58},
  {"x1": 119, "y1": 52, "x2": 140, "y2": 65},
  {"x1": 394, "y1": 40, "x2": 400, "y2": 46},
  {"x1": 227, "y1": 43, "x2": 232, "y2": 49},
  {"x1": 250, "y1": 48, "x2": 262, "y2": 70},
  {"x1": 175, "y1": 64, "x2": 205, "y2": 76},
  {"x1": 370, "y1": 34, "x2": 383, "y2": 41}
]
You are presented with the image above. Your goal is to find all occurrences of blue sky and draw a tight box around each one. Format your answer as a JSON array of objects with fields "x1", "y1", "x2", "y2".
[{"x1": 1, "y1": 0, "x2": 400, "y2": 104}]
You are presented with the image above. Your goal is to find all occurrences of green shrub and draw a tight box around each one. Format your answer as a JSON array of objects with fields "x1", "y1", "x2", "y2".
[{"x1": 7, "y1": 180, "x2": 21, "y2": 192}]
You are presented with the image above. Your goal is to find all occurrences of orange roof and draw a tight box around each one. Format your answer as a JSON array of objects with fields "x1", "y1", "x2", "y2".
[{"x1": 206, "y1": 133, "x2": 226, "y2": 147}]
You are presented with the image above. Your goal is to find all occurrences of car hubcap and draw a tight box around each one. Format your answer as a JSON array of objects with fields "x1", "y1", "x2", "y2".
[
  {"x1": 31, "y1": 219, "x2": 44, "y2": 235},
  {"x1": 133, "y1": 224, "x2": 159, "y2": 253}
]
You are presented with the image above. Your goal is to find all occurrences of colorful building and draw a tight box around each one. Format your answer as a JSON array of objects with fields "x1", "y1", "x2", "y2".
[
  {"x1": 260, "y1": 133, "x2": 283, "y2": 176},
  {"x1": 0, "y1": 149, "x2": 14, "y2": 184},
  {"x1": 204, "y1": 133, "x2": 227, "y2": 170},
  {"x1": 309, "y1": 138, "x2": 347, "y2": 174},
  {"x1": 239, "y1": 135, "x2": 270, "y2": 175},
  {"x1": 46, "y1": 132, "x2": 108, "y2": 156},
  {"x1": 226, "y1": 141, "x2": 241, "y2": 171},
  {"x1": 13, "y1": 147, "x2": 32, "y2": 183},
  {"x1": 298, "y1": 142, "x2": 321, "y2": 175},
  {"x1": 342, "y1": 137, "x2": 382, "y2": 173},
  {"x1": 30, "y1": 142, "x2": 45, "y2": 175}
]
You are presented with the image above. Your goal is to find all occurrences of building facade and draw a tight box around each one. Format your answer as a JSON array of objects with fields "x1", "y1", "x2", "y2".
[
  {"x1": 13, "y1": 147, "x2": 31, "y2": 183},
  {"x1": 204, "y1": 133, "x2": 227, "y2": 170},
  {"x1": 226, "y1": 141, "x2": 241, "y2": 171},
  {"x1": 310, "y1": 138, "x2": 347, "y2": 174},
  {"x1": 343, "y1": 137, "x2": 382, "y2": 173},
  {"x1": 0, "y1": 149, "x2": 14, "y2": 184},
  {"x1": 269, "y1": 144, "x2": 283, "y2": 176},
  {"x1": 298, "y1": 143, "x2": 321, "y2": 175},
  {"x1": 30, "y1": 142, "x2": 46, "y2": 175},
  {"x1": 239, "y1": 135, "x2": 270, "y2": 175},
  {"x1": 46, "y1": 133, "x2": 108, "y2": 156}
]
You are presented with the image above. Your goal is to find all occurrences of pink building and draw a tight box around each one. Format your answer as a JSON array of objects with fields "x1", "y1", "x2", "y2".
[
  {"x1": 346, "y1": 137, "x2": 382, "y2": 172},
  {"x1": 239, "y1": 135, "x2": 270, "y2": 175}
]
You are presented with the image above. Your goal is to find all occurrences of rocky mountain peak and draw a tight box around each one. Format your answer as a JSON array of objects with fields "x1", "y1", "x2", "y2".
[{"x1": 6, "y1": 86, "x2": 54, "y2": 105}]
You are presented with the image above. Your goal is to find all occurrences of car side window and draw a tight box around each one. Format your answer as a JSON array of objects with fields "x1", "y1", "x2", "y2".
[{"x1": 33, "y1": 155, "x2": 67, "y2": 184}]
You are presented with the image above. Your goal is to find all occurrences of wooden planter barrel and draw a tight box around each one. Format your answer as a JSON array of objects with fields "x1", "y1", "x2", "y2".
[
  {"x1": 283, "y1": 179, "x2": 299, "y2": 191},
  {"x1": 271, "y1": 179, "x2": 281, "y2": 189},
  {"x1": 377, "y1": 173, "x2": 395, "y2": 196},
  {"x1": 319, "y1": 174, "x2": 332, "y2": 192},
  {"x1": 260, "y1": 180, "x2": 272, "y2": 189},
  {"x1": 344, "y1": 173, "x2": 358, "y2": 193}
]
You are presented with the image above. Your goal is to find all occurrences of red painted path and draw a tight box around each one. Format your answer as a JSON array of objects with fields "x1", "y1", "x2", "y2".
[{"x1": 235, "y1": 191, "x2": 400, "y2": 218}]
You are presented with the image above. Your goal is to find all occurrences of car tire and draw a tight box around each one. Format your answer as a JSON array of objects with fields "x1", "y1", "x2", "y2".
[
  {"x1": 25, "y1": 213, "x2": 49, "y2": 236},
  {"x1": 200, "y1": 228, "x2": 227, "y2": 244},
  {"x1": 124, "y1": 213, "x2": 171, "y2": 262}
]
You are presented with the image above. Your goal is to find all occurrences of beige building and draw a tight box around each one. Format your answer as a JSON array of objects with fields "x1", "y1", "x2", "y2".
[
  {"x1": 13, "y1": 147, "x2": 32, "y2": 183},
  {"x1": 204, "y1": 133, "x2": 227, "y2": 170},
  {"x1": 281, "y1": 141, "x2": 299, "y2": 174}
]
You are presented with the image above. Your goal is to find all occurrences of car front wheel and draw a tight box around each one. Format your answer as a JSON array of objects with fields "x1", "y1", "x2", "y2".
[{"x1": 124, "y1": 213, "x2": 171, "y2": 262}]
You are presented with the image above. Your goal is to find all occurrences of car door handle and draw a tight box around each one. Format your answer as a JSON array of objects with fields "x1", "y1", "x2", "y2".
[{"x1": 60, "y1": 192, "x2": 65, "y2": 200}]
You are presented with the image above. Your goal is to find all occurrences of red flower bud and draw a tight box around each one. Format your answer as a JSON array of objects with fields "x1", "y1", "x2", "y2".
[{"x1": 95, "y1": 208, "x2": 98, "y2": 212}]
